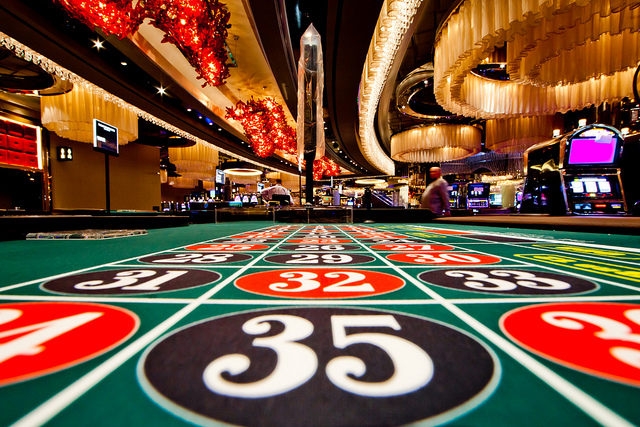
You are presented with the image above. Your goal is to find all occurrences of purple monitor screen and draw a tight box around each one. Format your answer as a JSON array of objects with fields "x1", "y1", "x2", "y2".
[
  {"x1": 568, "y1": 135, "x2": 617, "y2": 165},
  {"x1": 469, "y1": 184, "x2": 488, "y2": 198}
]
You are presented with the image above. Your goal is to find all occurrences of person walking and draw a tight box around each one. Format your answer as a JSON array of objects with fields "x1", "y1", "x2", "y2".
[{"x1": 420, "y1": 167, "x2": 451, "y2": 216}]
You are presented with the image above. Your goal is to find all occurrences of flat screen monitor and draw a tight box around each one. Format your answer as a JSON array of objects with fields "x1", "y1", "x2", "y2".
[
  {"x1": 271, "y1": 194, "x2": 291, "y2": 205},
  {"x1": 490, "y1": 194, "x2": 502, "y2": 205},
  {"x1": 567, "y1": 128, "x2": 620, "y2": 166},
  {"x1": 215, "y1": 169, "x2": 225, "y2": 184},
  {"x1": 570, "y1": 180, "x2": 584, "y2": 193},
  {"x1": 93, "y1": 119, "x2": 119, "y2": 156},
  {"x1": 468, "y1": 183, "x2": 489, "y2": 198}
]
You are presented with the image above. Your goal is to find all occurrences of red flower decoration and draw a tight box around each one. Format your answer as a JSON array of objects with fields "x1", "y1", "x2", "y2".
[
  {"x1": 226, "y1": 97, "x2": 297, "y2": 158},
  {"x1": 144, "y1": 0, "x2": 231, "y2": 87},
  {"x1": 52, "y1": 0, "x2": 230, "y2": 87},
  {"x1": 53, "y1": 0, "x2": 144, "y2": 38},
  {"x1": 301, "y1": 156, "x2": 340, "y2": 180}
]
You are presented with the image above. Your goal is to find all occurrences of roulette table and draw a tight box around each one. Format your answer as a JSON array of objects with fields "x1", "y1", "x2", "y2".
[{"x1": 1, "y1": 221, "x2": 639, "y2": 427}]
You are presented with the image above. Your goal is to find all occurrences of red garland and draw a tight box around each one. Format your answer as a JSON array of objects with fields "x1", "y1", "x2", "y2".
[
  {"x1": 144, "y1": 0, "x2": 231, "y2": 87},
  {"x1": 300, "y1": 156, "x2": 340, "y2": 180},
  {"x1": 225, "y1": 97, "x2": 297, "y2": 158},
  {"x1": 313, "y1": 156, "x2": 340, "y2": 180},
  {"x1": 53, "y1": 0, "x2": 143, "y2": 38},
  {"x1": 52, "y1": 0, "x2": 230, "y2": 87}
]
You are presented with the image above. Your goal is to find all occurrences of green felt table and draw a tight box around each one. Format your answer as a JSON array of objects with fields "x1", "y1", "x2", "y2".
[{"x1": 1, "y1": 221, "x2": 639, "y2": 426}]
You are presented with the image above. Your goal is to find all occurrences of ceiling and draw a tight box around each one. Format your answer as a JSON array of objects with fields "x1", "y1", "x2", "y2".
[{"x1": 0, "y1": 0, "x2": 464, "y2": 178}]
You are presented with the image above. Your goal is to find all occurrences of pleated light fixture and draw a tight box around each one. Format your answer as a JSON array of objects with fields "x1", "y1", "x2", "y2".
[
  {"x1": 41, "y1": 85, "x2": 138, "y2": 144},
  {"x1": 391, "y1": 124, "x2": 482, "y2": 162},
  {"x1": 169, "y1": 141, "x2": 219, "y2": 180}
]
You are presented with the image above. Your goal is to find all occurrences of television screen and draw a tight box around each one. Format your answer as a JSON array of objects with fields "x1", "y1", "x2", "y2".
[
  {"x1": 468, "y1": 183, "x2": 489, "y2": 198},
  {"x1": 271, "y1": 194, "x2": 291, "y2": 205},
  {"x1": 584, "y1": 180, "x2": 598, "y2": 193},
  {"x1": 598, "y1": 180, "x2": 611, "y2": 193},
  {"x1": 215, "y1": 169, "x2": 225, "y2": 184},
  {"x1": 567, "y1": 133, "x2": 618, "y2": 165},
  {"x1": 570, "y1": 180, "x2": 584, "y2": 193},
  {"x1": 93, "y1": 119, "x2": 119, "y2": 156}
]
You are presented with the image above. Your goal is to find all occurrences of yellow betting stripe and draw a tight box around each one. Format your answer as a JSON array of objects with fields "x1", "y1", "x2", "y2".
[
  {"x1": 532, "y1": 244, "x2": 640, "y2": 261},
  {"x1": 515, "y1": 254, "x2": 640, "y2": 282}
]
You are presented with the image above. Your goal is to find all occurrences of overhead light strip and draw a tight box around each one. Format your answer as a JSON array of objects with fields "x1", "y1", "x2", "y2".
[{"x1": 358, "y1": 0, "x2": 422, "y2": 176}]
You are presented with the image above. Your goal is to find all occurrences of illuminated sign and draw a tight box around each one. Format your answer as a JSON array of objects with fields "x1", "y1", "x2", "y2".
[
  {"x1": 93, "y1": 119, "x2": 119, "y2": 156},
  {"x1": 57, "y1": 146, "x2": 73, "y2": 161}
]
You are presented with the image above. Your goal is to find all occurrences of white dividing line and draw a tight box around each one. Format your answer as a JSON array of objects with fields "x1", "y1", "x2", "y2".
[
  {"x1": 4, "y1": 292, "x2": 640, "y2": 307},
  {"x1": 0, "y1": 295, "x2": 196, "y2": 304},
  {"x1": 10, "y1": 225, "x2": 298, "y2": 427},
  {"x1": 0, "y1": 233, "x2": 241, "y2": 294},
  {"x1": 0, "y1": 223, "x2": 289, "y2": 294},
  {"x1": 491, "y1": 241, "x2": 640, "y2": 268},
  {"x1": 343, "y1": 226, "x2": 635, "y2": 427},
  {"x1": 414, "y1": 224, "x2": 640, "y2": 253},
  {"x1": 383, "y1": 225, "x2": 640, "y2": 294}
]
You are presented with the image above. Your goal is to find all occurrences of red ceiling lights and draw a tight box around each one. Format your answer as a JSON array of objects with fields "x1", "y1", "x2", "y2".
[
  {"x1": 144, "y1": 0, "x2": 231, "y2": 87},
  {"x1": 313, "y1": 156, "x2": 340, "y2": 180},
  {"x1": 53, "y1": 0, "x2": 143, "y2": 38},
  {"x1": 226, "y1": 97, "x2": 296, "y2": 158},
  {"x1": 52, "y1": 0, "x2": 231, "y2": 87},
  {"x1": 301, "y1": 156, "x2": 340, "y2": 180}
]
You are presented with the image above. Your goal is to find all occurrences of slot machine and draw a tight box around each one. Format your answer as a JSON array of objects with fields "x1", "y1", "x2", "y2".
[
  {"x1": 448, "y1": 182, "x2": 467, "y2": 209},
  {"x1": 466, "y1": 183, "x2": 491, "y2": 212},
  {"x1": 521, "y1": 124, "x2": 627, "y2": 215}
]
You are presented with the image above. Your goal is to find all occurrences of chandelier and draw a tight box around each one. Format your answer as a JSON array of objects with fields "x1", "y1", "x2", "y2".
[
  {"x1": 485, "y1": 116, "x2": 563, "y2": 154},
  {"x1": 52, "y1": 0, "x2": 231, "y2": 87},
  {"x1": 169, "y1": 177, "x2": 198, "y2": 188},
  {"x1": 225, "y1": 97, "x2": 296, "y2": 158},
  {"x1": 390, "y1": 124, "x2": 481, "y2": 163},
  {"x1": 358, "y1": 0, "x2": 422, "y2": 175},
  {"x1": 41, "y1": 85, "x2": 138, "y2": 145},
  {"x1": 433, "y1": 0, "x2": 640, "y2": 118},
  {"x1": 168, "y1": 141, "x2": 219, "y2": 180}
]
